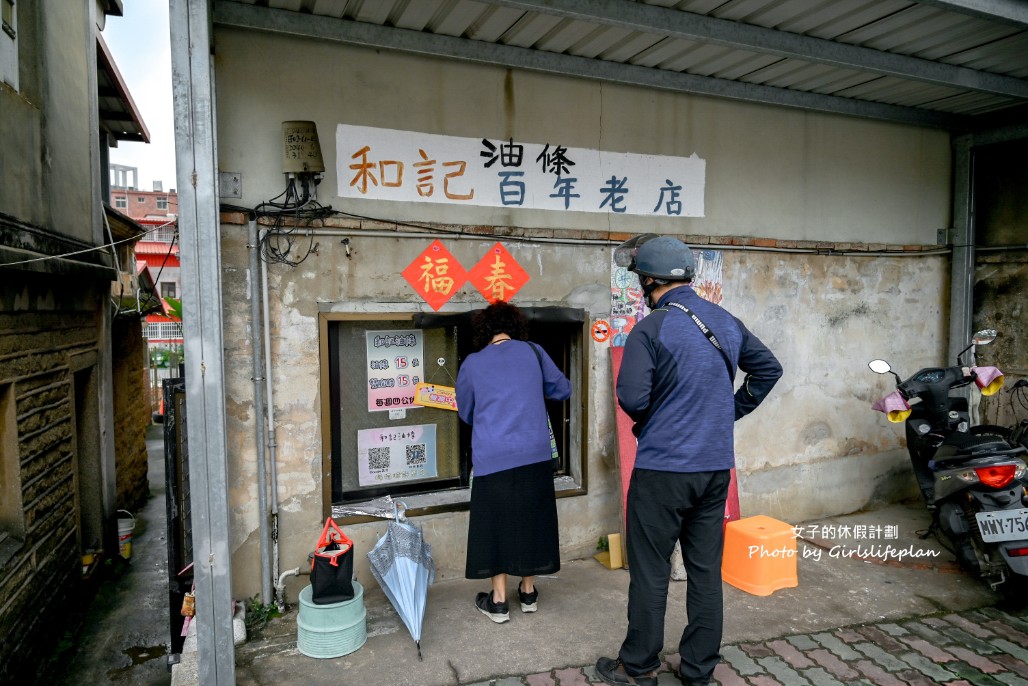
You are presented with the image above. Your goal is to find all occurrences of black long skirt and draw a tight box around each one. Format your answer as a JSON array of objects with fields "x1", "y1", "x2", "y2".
[{"x1": 465, "y1": 459, "x2": 561, "y2": 579}]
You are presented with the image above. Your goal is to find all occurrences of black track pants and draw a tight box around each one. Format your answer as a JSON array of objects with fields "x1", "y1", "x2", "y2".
[{"x1": 618, "y1": 468, "x2": 730, "y2": 681}]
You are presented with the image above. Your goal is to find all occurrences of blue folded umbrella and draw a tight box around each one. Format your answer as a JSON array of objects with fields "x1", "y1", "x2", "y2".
[{"x1": 367, "y1": 503, "x2": 435, "y2": 659}]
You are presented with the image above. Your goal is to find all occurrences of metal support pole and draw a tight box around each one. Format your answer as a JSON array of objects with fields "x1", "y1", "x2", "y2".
[
  {"x1": 949, "y1": 137, "x2": 975, "y2": 363},
  {"x1": 248, "y1": 220, "x2": 273, "y2": 604},
  {"x1": 170, "y1": 0, "x2": 236, "y2": 682}
]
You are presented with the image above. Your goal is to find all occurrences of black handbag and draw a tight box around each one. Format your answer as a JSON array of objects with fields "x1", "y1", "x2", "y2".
[{"x1": 309, "y1": 517, "x2": 355, "y2": 604}]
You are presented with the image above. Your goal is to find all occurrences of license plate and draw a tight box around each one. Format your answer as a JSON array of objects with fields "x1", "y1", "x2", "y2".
[{"x1": 976, "y1": 508, "x2": 1028, "y2": 543}]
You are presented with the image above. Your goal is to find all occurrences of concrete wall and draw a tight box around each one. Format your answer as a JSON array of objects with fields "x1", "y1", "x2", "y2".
[
  {"x1": 0, "y1": 1, "x2": 95, "y2": 242},
  {"x1": 973, "y1": 139, "x2": 1028, "y2": 428},
  {"x1": 0, "y1": 276, "x2": 105, "y2": 683},
  {"x1": 0, "y1": 3, "x2": 122, "y2": 679},
  {"x1": 112, "y1": 316, "x2": 150, "y2": 512},
  {"x1": 219, "y1": 217, "x2": 939, "y2": 600},
  {"x1": 214, "y1": 30, "x2": 950, "y2": 245},
  {"x1": 211, "y1": 28, "x2": 952, "y2": 599}
]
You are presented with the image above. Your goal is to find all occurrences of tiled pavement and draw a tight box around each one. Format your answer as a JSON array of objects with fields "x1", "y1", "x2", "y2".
[{"x1": 468, "y1": 606, "x2": 1028, "y2": 686}]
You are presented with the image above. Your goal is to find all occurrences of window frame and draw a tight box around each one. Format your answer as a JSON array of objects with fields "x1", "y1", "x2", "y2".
[
  {"x1": 2, "y1": 0, "x2": 14, "y2": 38},
  {"x1": 1, "y1": 0, "x2": 17, "y2": 90},
  {"x1": 318, "y1": 306, "x2": 588, "y2": 521}
]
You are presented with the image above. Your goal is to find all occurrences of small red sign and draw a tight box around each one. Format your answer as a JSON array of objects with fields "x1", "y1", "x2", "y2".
[
  {"x1": 592, "y1": 320, "x2": 611, "y2": 343},
  {"x1": 468, "y1": 242, "x2": 529, "y2": 302},
  {"x1": 401, "y1": 239, "x2": 468, "y2": 311}
]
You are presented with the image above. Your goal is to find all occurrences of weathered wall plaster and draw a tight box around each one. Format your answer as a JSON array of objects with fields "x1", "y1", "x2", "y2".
[
  {"x1": 975, "y1": 256, "x2": 1028, "y2": 427},
  {"x1": 213, "y1": 29, "x2": 951, "y2": 245},
  {"x1": 219, "y1": 226, "x2": 947, "y2": 598},
  {"x1": 209, "y1": 25, "x2": 956, "y2": 599}
]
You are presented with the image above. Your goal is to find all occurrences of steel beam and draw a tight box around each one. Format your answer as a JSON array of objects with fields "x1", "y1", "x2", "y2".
[
  {"x1": 170, "y1": 0, "x2": 237, "y2": 682},
  {"x1": 948, "y1": 138, "x2": 975, "y2": 364}
]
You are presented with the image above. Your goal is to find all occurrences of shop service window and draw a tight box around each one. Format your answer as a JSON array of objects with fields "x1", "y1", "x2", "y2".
[{"x1": 320, "y1": 308, "x2": 585, "y2": 506}]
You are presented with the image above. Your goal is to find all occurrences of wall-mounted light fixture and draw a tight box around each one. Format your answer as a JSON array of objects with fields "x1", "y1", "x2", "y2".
[{"x1": 282, "y1": 120, "x2": 325, "y2": 203}]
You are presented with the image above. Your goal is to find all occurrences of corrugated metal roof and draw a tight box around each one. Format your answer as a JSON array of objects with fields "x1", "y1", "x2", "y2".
[
  {"x1": 214, "y1": 0, "x2": 1028, "y2": 132},
  {"x1": 135, "y1": 241, "x2": 180, "y2": 255}
]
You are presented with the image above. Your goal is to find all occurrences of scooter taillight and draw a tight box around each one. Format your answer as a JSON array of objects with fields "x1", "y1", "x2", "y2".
[
  {"x1": 975, "y1": 465, "x2": 1018, "y2": 488},
  {"x1": 1008, "y1": 547, "x2": 1028, "y2": 558}
]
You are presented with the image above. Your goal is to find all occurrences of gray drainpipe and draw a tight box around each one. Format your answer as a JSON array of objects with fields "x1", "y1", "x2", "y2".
[
  {"x1": 248, "y1": 220, "x2": 273, "y2": 604},
  {"x1": 948, "y1": 137, "x2": 975, "y2": 363},
  {"x1": 261, "y1": 229, "x2": 283, "y2": 605}
]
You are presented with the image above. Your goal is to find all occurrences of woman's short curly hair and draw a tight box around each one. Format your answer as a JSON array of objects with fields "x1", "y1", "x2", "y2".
[{"x1": 471, "y1": 301, "x2": 529, "y2": 349}]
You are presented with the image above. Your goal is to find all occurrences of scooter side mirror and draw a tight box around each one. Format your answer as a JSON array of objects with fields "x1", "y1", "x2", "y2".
[
  {"x1": 973, "y1": 329, "x2": 997, "y2": 346},
  {"x1": 868, "y1": 359, "x2": 892, "y2": 374}
]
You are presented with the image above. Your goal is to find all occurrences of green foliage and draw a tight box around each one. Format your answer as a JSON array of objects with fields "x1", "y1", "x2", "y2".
[
  {"x1": 149, "y1": 345, "x2": 185, "y2": 368},
  {"x1": 597, "y1": 535, "x2": 609, "y2": 552},
  {"x1": 165, "y1": 296, "x2": 183, "y2": 320},
  {"x1": 244, "y1": 594, "x2": 280, "y2": 636}
]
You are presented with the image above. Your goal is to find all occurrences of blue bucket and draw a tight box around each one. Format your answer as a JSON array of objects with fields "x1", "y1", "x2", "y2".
[{"x1": 297, "y1": 581, "x2": 367, "y2": 659}]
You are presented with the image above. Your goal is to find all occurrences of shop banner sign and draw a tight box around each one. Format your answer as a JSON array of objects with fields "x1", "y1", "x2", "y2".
[
  {"x1": 337, "y1": 123, "x2": 706, "y2": 217},
  {"x1": 357, "y1": 424, "x2": 438, "y2": 486},
  {"x1": 366, "y1": 330, "x2": 424, "y2": 412}
]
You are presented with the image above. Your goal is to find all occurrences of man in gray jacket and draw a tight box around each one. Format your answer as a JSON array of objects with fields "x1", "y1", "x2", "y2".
[{"x1": 597, "y1": 235, "x2": 783, "y2": 686}]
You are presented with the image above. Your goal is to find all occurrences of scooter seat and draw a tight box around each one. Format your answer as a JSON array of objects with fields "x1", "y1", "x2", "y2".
[{"x1": 936, "y1": 432, "x2": 1014, "y2": 460}]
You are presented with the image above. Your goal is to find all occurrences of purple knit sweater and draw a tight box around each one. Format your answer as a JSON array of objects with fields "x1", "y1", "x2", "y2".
[{"x1": 456, "y1": 340, "x2": 571, "y2": 477}]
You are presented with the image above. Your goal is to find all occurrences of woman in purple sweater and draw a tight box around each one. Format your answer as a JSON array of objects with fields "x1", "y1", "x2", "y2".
[{"x1": 456, "y1": 302, "x2": 572, "y2": 624}]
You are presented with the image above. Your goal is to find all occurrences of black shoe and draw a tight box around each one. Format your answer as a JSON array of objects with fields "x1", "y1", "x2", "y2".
[
  {"x1": 475, "y1": 591, "x2": 509, "y2": 623},
  {"x1": 518, "y1": 581, "x2": 538, "y2": 613},
  {"x1": 595, "y1": 657, "x2": 657, "y2": 686},
  {"x1": 678, "y1": 677, "x2": 710, "y2": 686},
  {"x1": 673, "y1": 667, "x2": 711, "y2": 686}
]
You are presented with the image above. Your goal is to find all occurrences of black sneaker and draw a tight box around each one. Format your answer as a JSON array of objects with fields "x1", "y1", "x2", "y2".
[
  {"x1": 475, "y1": 591, "x2": 509, "y2": 623},
  {"x1": 595, "y1": 657, "x2": 657, "y2": 686},
  {"x1": 518, "y1": 582, "x2": 538, "y2": 613},
  {"x1": 674, "y1": 670, "x2": 711, "y2": 686}
]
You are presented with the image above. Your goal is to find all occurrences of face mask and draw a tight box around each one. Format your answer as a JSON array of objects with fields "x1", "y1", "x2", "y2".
[{"x1": 641, "y1": 277, "x2": 661, "y2": 309}]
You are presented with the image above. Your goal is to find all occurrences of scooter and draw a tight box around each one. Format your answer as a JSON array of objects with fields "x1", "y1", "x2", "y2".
[{"x1": 869, "y1": 329, "x2": 1028, "y2": 592}]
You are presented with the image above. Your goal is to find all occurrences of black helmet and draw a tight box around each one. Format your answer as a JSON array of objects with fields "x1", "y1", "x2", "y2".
[{"x1": 614, "y1": 234, "x2": 695, "y2": 282}]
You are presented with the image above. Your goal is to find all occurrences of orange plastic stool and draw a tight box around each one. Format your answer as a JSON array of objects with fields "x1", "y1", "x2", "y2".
[{"x1": 722, "y1": 515, "x2": 798, "y2": 596}]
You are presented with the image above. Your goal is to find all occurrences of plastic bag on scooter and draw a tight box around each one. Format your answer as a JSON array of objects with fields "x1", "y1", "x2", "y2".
[
  {"x1": 972, "y1": 366, "x2": 1004, "y2": 396},
  {"x1": 872, "y1": 390, "x2": 911, "y2": 423}
]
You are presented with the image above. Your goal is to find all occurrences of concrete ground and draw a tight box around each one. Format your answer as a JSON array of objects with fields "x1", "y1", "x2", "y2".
[
  {"x1": 45, "y1": 425, "x2": 172, "y2": 686},
  {"x1": 50, "y1": 435, "x2": 1028, "y2": 686},
  {"x1": 175, "y1": 500, "x2": 1028, "y2": 685}
]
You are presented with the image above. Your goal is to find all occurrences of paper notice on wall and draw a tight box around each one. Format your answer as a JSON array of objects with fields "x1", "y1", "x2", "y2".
[
  {"x1": 357, "y1": 424, "x2": 438, "y2": 486},
  {"x1": 366, "y1": 330, "x2": 424, "y2": 412}
]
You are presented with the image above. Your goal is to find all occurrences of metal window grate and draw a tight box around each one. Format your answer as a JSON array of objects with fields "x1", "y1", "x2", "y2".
[
  {"x1": 140, "y1": 225, "x2": 177, "y2": 243},
  {"x1": 145, "y1": 321, "x2": 183, "y2": 342}
]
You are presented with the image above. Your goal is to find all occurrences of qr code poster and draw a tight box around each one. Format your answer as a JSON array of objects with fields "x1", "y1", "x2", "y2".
[
  {"x1": 356, "y1": 423, "x2": 438, "y2": 487},
  {"x1": 366, "y1": 329, "x2": 425, "y2": 412}
]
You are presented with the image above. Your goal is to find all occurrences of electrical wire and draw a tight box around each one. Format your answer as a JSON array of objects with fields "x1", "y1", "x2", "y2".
[
  {"x1": 0, "y1": 220, "x2": 177, "y2": 268},
  {"x1": 103, "y1": 209, "x2": 124, "y2": 316},
  {"x1": 1010, "y1": 380, "x2": 1028, "y2": 418},
  {"x1": 138, "y1": 229, "x2": 180, "y2": 314},
  {"x1": 232, "y1": 177, "x2": 969, "y2": 259},
  {"x1": 248, "y1": 178, "x2": 336, "y2": 267}
]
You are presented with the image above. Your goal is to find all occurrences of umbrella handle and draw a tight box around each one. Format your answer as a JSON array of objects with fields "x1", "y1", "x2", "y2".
[{"x1": 393, "y1": 500, "x2": 409, "y2": 523}]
